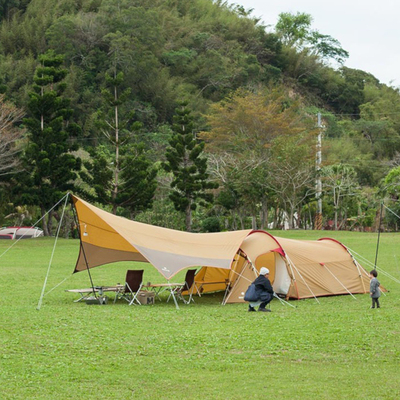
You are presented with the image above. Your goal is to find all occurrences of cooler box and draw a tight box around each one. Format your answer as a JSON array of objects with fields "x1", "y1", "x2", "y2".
[{"x1": 137, "y1": 291, "x2": 155, "y2": 305}]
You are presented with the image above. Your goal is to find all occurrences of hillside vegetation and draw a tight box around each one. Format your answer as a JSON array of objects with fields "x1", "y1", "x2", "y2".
[{"x1": 1, "y1": 0, "x2": 400, "y2": 232}]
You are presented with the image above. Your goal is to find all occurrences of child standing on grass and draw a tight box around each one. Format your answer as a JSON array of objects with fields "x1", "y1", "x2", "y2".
[{"x1": 369, "y1": 269, "x2": 381, "y2": 309}]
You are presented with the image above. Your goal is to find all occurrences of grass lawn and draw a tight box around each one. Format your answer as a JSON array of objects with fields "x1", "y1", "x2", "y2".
[{"x1": 0, "y1": 230, "x2": 399, "y2": 399}]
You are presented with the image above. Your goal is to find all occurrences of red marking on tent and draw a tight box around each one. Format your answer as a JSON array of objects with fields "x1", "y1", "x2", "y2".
[
  {"x1": 318, "y1": 237, "x2": 348, "y2": 251},
  {"x1": 248, "y1": 230, "x2": 286, "y2": 257},
  {"x1": 271, "y1": 247, "x2": 285, "y2": 256}
]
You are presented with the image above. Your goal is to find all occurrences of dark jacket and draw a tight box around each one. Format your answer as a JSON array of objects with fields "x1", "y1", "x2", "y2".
[
  {"x1": 370, "y1": 278, "x2": 381, "y2": 298},
  {"x1": 252, "y1": 275, "x2": 274, "y2": 301}
]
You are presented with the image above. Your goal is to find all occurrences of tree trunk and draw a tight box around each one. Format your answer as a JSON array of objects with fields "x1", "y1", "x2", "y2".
[
  {"x1": 47, "y1": 209, "x2": 54, "y2": 236},
  {"x1": 238, "y1": 212, "x2": 245, "y2": 230},
  {"x1": 231, "y1": 211, "x2": 237, "y2": 230},
  {"x1": 185, "y1": 205, "x2": 192, "y2": 232},
  {"x1": 334, "y1": 208, "x2": 338, "y2": 230},
  {"x1": 112, "y1": 82, "x2": 119, "y2": 215},
  {"x1": 273, "y1": 207, "x2": 279, "y2": 229},
  {"x1": 41, "y1": 206, "x2": 49, "y2": 236},
  {"x1": 251, "y1": 215, "x2": 257, "y2": 230},
  {"x1": 289, "y1": 207, "x2": 295, "y2": 229},
  {"x1": 260, "y1": 198, "x2": 268, "y2": 230}
]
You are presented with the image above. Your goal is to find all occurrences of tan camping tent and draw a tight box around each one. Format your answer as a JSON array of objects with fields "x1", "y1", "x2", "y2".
[
  {"x1": 72, "y1": 195, "x2": 372, "y2": 302},
  {"x1": 192, "y1": 231, "x2": 372, "y2": 302}
]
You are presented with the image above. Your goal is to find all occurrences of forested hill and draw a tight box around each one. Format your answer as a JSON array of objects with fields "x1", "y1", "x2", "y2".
[
  {"x1": 1, "y1": 0, "x2": 400, "y2": 233},
  {"x1": 1, "y1": 0, "x2": 394, "y2": 125}
]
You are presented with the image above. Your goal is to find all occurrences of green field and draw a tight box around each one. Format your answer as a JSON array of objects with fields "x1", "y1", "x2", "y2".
[{"x1": 0, "y1": 230, "x2": 399, "y2": 399}]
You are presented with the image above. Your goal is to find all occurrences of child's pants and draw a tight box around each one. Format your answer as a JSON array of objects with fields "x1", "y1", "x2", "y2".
[{"x1": 371, "y1": 298, "x2": 380, "y2": 308}]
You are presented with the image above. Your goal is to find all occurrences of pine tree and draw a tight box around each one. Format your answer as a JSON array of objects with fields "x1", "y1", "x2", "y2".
[
  {"x1": 82, "y1": 70, "x2": 157, "y2": 216},
  {"x1": 164, "y1": 102, "x2": 216, "y2": 231},
  {"x1": 18, "y1": 50, "x2": 81, "y2": 236}
]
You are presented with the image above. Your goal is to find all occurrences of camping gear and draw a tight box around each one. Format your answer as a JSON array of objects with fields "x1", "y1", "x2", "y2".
[
  {"x1": 166, "y1": 269, "x2": 196, "y2": 304},
  {"x1": 222, "y1": 231, "x2": 373, "y2": 303},
  {"x1": 70, "y1": 195, "x2": 374, "y2": 304},
  {"x1": 114, "y1": 269, "x2": 144, "y2": 305},
  {"x1": 71, "y1": 195, "x2": 251, "y2": 279},
  {"x1": 85, "y1": 296, "x2": 108, "y2": 305},
  {"x1": 137, "y1": 291, "x2": 155, "y2": 305}
]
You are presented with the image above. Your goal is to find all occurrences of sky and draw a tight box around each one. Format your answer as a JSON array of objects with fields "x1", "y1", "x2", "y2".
[{"x1": 228, "y1": 0, "x2": 400, "y2": 88}]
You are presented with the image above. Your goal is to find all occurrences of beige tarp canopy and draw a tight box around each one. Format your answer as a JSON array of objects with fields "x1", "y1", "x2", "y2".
[
  {"x1": 72, "y1": 195, "x2": 252, "y2": 279},
  {"x1": 193, "y1": 231, "x2": 373, "y2": 302}
]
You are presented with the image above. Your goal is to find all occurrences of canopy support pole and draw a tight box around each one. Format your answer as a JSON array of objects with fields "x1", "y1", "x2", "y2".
[
  {"x1": 222, "y1": 254, "x2": 241, "y2": 305},
  {"x1": 37, "y1": 193, "x2": 70, "y2": 310},
  {"x1": 72, "y1": 201, "x2": 97, "y2": 298}
]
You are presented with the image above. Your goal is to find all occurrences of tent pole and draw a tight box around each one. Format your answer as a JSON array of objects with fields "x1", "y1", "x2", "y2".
[
  {"x1": 71, "y1": 199, "x2": 97, "y2": 298},
  {"x1": 222, "y1": 254, "x2": 241, "y2": 305},
  {"x1": 286, "y1": 255, "x2": 320, "y2": 303},
  {"x1": 222, "y1": 261, "x2": 249, "y2": 305},
  {"x1": 223, "y1": 254, "x2": 257, "y2": 305},
  {"x1": 37, "y1": 193, "x2": 70, "y2": 310},
  {"x1": 345, "y1": 246, "x2": 367, "y2": 293},
  {"x1": 374, "y1": 201, "x2": 383, "y2": 268},
  {"x1": 354, "y1": 259, "x2": 367, "y2": 294},
  {"x1": 285, "y1": 257, "x2": 299, "y2": 300}
]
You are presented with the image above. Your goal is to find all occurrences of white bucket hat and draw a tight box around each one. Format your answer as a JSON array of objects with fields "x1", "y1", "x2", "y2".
[{"x1": 260, "y1": 267, "x2": 269, "y2": 275}]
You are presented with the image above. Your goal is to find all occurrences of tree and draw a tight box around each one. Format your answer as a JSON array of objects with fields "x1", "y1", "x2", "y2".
[
  {"x1": 322, "y1": 164, "x2": 359, "y2": 230},
  {"x1": 0, "y1": 94, "x2": 24, "y2": 178},
  {"x1": 82, "y1": 69, "x2": 157, "y2": 216},
  {"x1": 83, "y1": 143, "x2": 157, "y2": 218},
  {"x1": 382, "y1": 166, "x2": 400, "y2": 199},
  {"x1": 163, "y1": 102, "x2": 216, "y2": 231},
  {"x1": 99, "y1": 70, "x2": 132, "y2": 214},
  {"x1": 18, "y1": 50, "x2": 81, "y2": 236},
  {"x1": 275, "y1": 12, "x2": 348, "y2": 64},
  {"x1": 266, "y1": 133, "x2": 316, "y2": 229},
  {"x1": 201, "y1": 88, "x2": 316, "y2": 228},
  {"x1": 275, "y1": 12, "x2": 312, "y2": 46}
]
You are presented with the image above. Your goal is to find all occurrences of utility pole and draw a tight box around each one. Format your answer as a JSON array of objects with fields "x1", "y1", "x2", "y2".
[{"x1": 315, "y1": 112, "x2": 323, "y2": 230}]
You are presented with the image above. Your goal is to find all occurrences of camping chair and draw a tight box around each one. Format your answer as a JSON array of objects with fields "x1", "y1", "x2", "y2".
[
  {"x1": 114, "y1": 269, "x2": 144, "y2": 305},
  {"x1": 167, "y1": 269, "x2": 196, "y2": 304}
]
